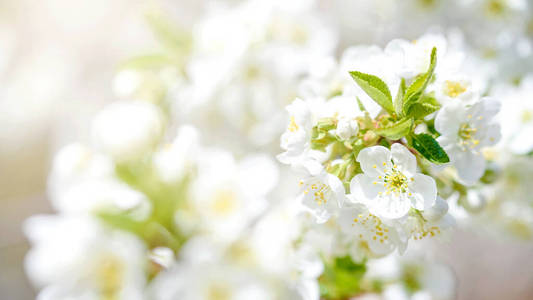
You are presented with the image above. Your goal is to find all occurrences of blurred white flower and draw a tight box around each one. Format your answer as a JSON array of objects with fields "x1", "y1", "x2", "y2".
[
  {"x1": 25, "y1": 215, "x2": 147, "y2": 300},
  {"x1": 153, "y1": 125, "x2": 200, "y2": 183},
  {"x1": 497, "y1": 75, "x2": 533, "y2": 154},
  {"x1": 436, "y1": 98, "x2": 501, "y2": 185},
  {"x1": 92, "y1": 101, "x2": 164, "y2": 161},
  {"x1": 187, "y1": 150, "x2": 278, "y2": 242}
]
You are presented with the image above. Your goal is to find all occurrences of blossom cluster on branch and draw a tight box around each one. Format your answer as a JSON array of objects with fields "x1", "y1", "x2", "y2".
[{"x1": 23, "y1": 0, "x2": 533, "y2": 299}]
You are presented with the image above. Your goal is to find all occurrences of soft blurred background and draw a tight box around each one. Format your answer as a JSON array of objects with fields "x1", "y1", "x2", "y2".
[{"x1": 0, "y1": 0, "x2": 532, "y2": 299}]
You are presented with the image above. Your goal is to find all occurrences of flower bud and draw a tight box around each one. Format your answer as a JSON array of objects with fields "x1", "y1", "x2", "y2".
[{"x1": 335, "y1": 117, "x2": 359, "y2": 140}]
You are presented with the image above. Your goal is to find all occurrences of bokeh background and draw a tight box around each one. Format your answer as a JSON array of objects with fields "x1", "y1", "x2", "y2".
[{"x1": 0, "y1": 0, "x2": 532, "y2": 299}]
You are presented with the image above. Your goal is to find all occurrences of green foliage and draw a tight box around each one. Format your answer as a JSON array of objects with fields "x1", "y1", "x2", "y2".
[
  {"x1": 356, "y1": 97, "x2": 367, "y2": 112},
  {"x1": 402, "y1": 47, "x2": 437, "y2": 115},
  {"x1": 311, "y1": 126, "x2": 337, "y2": 151},
  {"x1": 119, "y1": 12, "x2": 191, "y2": 71},
  {"x1": 349, "y1": 71, "x2": 394, "y2": 113},
  {"x1": 394, "y1": 78, "x2": 406, "y2": 117},
  {"x1": 98, "y1": 212, "x2": 182, "y2": 252},
  {"x1": 98, "y1": 161, "x2": 190, "y2": 252},
  {"x1": 410, "y1": 133, "x2": 450, "y2": 164},
  {"x1": 319, "y1": 256, "x2": 367, "y2": 299},
  {"x1": 375, "y1": 118, "x2": 413, "y2": 140},
  {"x1": 405, "y1": 94, "x2": 440, "y2": 119},
  {"x1": 145, "y1": 12, "x2": 192, "y2": 54}
]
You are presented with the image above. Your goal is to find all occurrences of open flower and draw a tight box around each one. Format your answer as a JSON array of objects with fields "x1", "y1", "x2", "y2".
[
  {"x1": 435, "y1": 98, "x2": 501, "y2": 185},
  {"x1": 298, "y1": 170, "x2": 346, "y2": 223},
  {"x1": 25, "y1": 215, "x2": 147, "y2": 300},
  {"x1": 350, "y1": 144, "x2": 437, "y2": 219},
  {"x1": 338, "y1": 204, "x2": 403, "y2": 260},
  {"x1": 278, "y1": 98, "x2": 313, "y2": 165}
]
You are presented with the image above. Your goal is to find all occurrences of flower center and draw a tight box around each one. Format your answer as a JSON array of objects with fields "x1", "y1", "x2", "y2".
[
  {"x1": 208, "y1": 283, "x2": 232, "y2": 300},
  {"x1": 212, "y1": 190, "x2": 237, "y2": 215},
  {"x1": 444, "y1": 80, "x2": 467, "y2": 98},
  {"x1": 384, "y1": 167, "x2": 408, "y2": 194},
  {"x1": 521, "y1": 110, "x2": 533, "y2": 123},
  {"x1": 302, "y1": 181, "x2": 330, "y2": 205},
  {"x1": 95, "y1": 255, "x2": 124, "y2": 300},
  {"x1": 458, "y1": 122, "x2": 480, "y2": 150},
  {"x1": 288, "y1": 116, "x2": 299, "y2": 132},
  {"x1": 485, "y1": 0, "x2": 506, "y2": 18},
  {"x1": 352, "y1": 213, "x2": 390, "y2": 244}
]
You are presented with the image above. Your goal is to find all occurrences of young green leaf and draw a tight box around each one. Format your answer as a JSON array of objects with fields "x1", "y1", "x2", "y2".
[
  {"x1": 394, "y1": 78, "x2": 406, "y2": 116},
  {"x1": 356, "y1": 97, "x2": 367, "y2": 112},
  {"x1": 375, "y1": 117, "x2": 413, "y2": 140},
  {"x1": 410, "y1": 133, "x2": 450, "y2": 164},
  {"x1": 146, "y1": 12, "x2": 192, "y2": 54},
  {"x1": 405, "y1": 94, "x2": 441, "y2": 119},
  {"x1": 402, "y1": 47, "x2": 437, "y2": 114},
  {"x1": 349, "y1": 71, "x2": 394, "y2": 113}
]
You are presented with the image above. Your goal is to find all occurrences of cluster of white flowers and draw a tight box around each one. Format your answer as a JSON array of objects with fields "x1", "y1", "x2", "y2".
[
  {"x1": 278, "y1": 34, "x2": 504, "y2": 262},
  {"x1": 24, "y1": 0, "x2": 533, "y2": 299}
]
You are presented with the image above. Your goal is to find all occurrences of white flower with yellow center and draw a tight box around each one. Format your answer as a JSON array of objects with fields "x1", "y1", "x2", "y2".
[
  {"x1": 497, "y1": 76, "x2": 533, "y2": 154},
  {"x1": 278, "y1": 98, "x2": 312, "y2": 164},
  {"x1": 189, "y1": 150, "x2": 278, "y2": 242},
  {"x1": 435, "y1": 98, "x2": 501, "y2": 185},
  {"x1": 402, "y1": 197, "x2": 456, "y2": 241},
  {"x1": 24, "y1": 215, "x2": 146, "y2": 300},
  {"x1": 434, "y1": 74, "x2": 479, "y2": 103},
  {"x1": 338, "y1": 204, "x2": 404, "y2": 260},
  {"x1": 350, "y1": 144, "x2": 437, "y2": 219},
  {"x1": 298, "y1": 170, "x2": 346, "y2": 223}
]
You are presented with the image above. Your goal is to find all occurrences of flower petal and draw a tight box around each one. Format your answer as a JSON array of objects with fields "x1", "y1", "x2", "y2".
[
  {"x1": 350, "y1": 174, "x2": 384, "y2": 203},
  {"x1": 435, "y1": 102, "x2": 466, "y2": 136},
  {"x1": 357, "y1": 146, "x2": 392, "y2": 177},
  {"x1": 368, "y1": 194, "x2": 411, "y2": 219},
  {"x1": 391, "y1": 143, "x2": 417, "y2": 176},
  {"x1": 408, "y1": 173, "x2": 437, "y2": 210},
  {"x1": 453, "y1": 151, "x2": 486, "y2": 186}
]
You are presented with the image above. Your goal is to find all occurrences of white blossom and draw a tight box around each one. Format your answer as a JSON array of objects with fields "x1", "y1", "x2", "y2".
[
  {"x1": 350, "y1": 144, "x2": 437, "y2": 219},
  {"x1": 435, "y1": 98, "x2": 501, "y2": 185}
]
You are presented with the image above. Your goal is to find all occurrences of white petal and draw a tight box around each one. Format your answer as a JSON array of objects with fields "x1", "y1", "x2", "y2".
[
  {"x1": 435, "y1": 102, "x2": 466, "y2": 136},
  {"x1": 368, "y1": 194, "x2": 411, "y2": 219},
  {"x1": 408, "y1": 174, "x2": 437, "y2": 211},
  {"x1": 357, "y1": 146, "x2": 392, "y2": 177},
  {"x1": 509, "y1": 125, "x2": 533, "y2": 154},
  {"x1": 391, "y1": 143, "x2": 417, "y2": 176},
  {"x1": 478, "y1": 97, "x2": 501, "y2": 119},
  {"x1": 326, "y1": 173, "x2": 347, "y2": 207},
  {"x1": 480, "y1": 123, "x2": 501, "y2": 147},
  {"x1": 338, "y1": 206, "x2": 363, "y2": 233},
  {"x1": 422, "y1": 196, "x2": 449, "y2": 222},
  {"x1": 454, "y1": 151, "x2": 486, "y2": 186},
  {"x1": 350, "y1": 174, "x2": 384, "y2": 202}
]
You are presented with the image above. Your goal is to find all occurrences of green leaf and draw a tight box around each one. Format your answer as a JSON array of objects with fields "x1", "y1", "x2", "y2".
[
  {"x1": 405, "y1": 94, "x2": 441, "y2": 119},
  {"x1": 402, "y1": 47, "x2": 437, "y2": 114},
  {"x1": 146, "y1": 12, "x2": 191, "y2": 54},
  {"x1": 356, "y1": 97, "x2": 367, "y2": 112},
  {"x1": 349, "y1": 71, "x2": 394, "y2": 113},
  {"x1": 311, "y1": 126, "x2": 336, "y2": 151},
  {"x1": 375, "y1": 118, "x2": 413, "y2": 140},
  {"x1": 319, "y1": 256, "x2": 366, "y2": 299},
  {"x1": 410, "y1": 133, "x2": 449, "y2": 164},
  {"x1": 394, "y1": 78, "x2": 406, "y2": 116}
]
